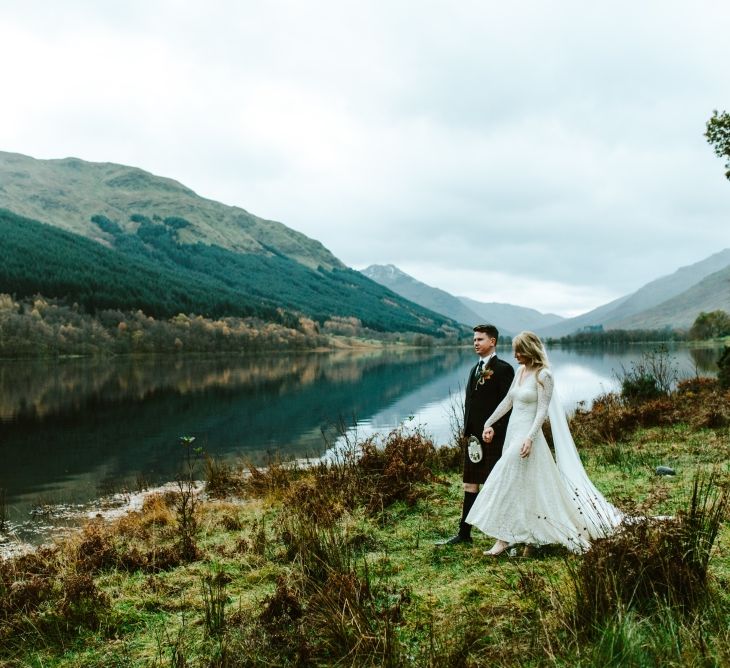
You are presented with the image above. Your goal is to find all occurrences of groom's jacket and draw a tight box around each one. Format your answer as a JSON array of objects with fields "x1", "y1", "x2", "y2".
[{"x1": 464, "y1": 355, "x2": 514, "y2": 448}]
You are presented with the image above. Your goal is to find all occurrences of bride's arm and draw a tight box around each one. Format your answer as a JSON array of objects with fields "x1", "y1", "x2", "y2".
[
  {"x1": 525, "y1": 368, "x2": 554, "y2": 442},
  {"x1": 484, "y1": 369, "x2": 519, "y2": 429}
]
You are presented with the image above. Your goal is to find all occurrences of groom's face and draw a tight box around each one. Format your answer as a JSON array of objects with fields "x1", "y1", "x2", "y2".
[{"x1": 473, "y1": 332, "x2": 496, "y2": 357}]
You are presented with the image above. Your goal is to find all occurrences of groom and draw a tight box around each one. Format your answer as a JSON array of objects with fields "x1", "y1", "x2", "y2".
[{"x1": 437, "y1": 324, "x2": 514, "y2": 545}]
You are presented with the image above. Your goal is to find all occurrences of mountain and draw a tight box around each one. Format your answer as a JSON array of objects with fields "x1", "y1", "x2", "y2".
[
  {"x1": 360, "y1": 264, "x2": 563, "y2": 335},
  {"x1": 0, "y1": 152, "x2": 463, "y2": 336},
  {"x1": 457, "y1": 297, "x2": 564, "y2": 335},
  {"x1": 0, "y1": 150, "x2": 339, "y2": 270},
  {"x1": 611, "y1": 264, "x2": 730, "y2": 330},
  {"x1": 361, "y1": 265, "x2": 484, "y2": 327},
  {"x1": 540, "y1": 249, "x2": 730, "y2": 337}
]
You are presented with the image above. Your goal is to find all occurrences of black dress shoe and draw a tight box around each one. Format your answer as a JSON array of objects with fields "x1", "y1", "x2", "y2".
[{"x1": 435, "y1": 534, "x2": 473, "y2": 546}]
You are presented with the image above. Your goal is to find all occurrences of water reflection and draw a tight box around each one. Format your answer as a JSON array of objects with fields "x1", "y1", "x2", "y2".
[
  {"x1": 328, "y1": 344, "x2": 723, "y2": 452},
  {"x1": 0, "y1": 344, "x2": 722, "y2": 533},
  {"x1": 689, "y1": 347, "x2": 724, "y2": 372},
  {"x1": 0, "y1": 349, "x2": 469, "y2": 524}
]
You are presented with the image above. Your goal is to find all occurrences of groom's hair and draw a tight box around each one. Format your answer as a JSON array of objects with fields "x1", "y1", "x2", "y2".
[{"x1": 473, "y1": 324, "x2": 499, "y2": 342}]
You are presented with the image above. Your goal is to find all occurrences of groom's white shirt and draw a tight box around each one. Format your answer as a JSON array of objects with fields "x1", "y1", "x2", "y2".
[{"x1": 478, "y1": 352, "x2": 496, "y2": 365}]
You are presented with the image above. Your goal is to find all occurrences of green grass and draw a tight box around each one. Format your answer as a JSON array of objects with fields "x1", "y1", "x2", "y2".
[{"x1": 1, "y1": 413, "x2": 729, "y2": 666}]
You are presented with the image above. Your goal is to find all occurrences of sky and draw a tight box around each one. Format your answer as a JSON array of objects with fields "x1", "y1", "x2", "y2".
[{"x1": 1, "y1": 1, "x2": 729, "y2": 317}]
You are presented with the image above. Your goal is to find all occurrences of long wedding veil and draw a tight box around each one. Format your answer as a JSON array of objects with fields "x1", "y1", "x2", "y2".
[{"x1": 544, "y1": 348, "x2": 623, "y2": 536}]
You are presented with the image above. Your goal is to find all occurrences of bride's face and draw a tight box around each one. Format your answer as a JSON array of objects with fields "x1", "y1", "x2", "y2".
[{"x1": 514, "y1": 348, "x2": 527, "y2": 365}]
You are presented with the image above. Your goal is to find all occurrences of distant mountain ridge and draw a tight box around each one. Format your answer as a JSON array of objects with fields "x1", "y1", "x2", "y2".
[
  {"x1": 0, "y1": 152, "x2": 463, "y2": 337},
  {"x1": 540, "y1": 249, "x2": 730, "y2": 336},
  {"x1": 611, "y1": 263, "x2": 730, "y2": 330},
  {"x1": 457, "y1": 297, "x2": 564, "y2": 334},
  {"x1": 361, "y1": 265, "x2": 485, "y2": 327},
  {"x1": 361, "y1": 264, "x2": 564, "y2": 334}
]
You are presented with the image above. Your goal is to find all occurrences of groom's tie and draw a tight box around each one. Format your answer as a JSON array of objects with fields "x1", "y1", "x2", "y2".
[{"x1": 474, "y1": 360, "x2": 484, "y2": 384}]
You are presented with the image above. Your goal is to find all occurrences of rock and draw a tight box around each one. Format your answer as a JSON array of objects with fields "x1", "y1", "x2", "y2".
[{"x1": 655, "y1": 466, "x2": 676, "y2": 476}]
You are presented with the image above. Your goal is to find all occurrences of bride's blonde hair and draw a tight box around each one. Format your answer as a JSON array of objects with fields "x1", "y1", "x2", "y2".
[{"x1": 513, "y1": 331, "x2": 549, "y2": 376}]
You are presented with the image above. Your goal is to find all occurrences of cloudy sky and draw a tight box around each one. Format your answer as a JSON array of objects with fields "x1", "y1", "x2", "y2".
[{"x1": 1, "y1": 1, "x2": 729, "y2": 316}]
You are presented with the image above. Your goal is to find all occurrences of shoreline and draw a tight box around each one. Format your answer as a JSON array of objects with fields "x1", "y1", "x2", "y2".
[
  {"x1": 0, "y1": 481, "x2": 196, "y2": 561},
  {"x1": 0, "y1": 454, "x2": 321, "y2": 562}
]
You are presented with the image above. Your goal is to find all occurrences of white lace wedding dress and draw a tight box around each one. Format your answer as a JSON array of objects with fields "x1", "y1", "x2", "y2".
[{"x1": 466, "y1": 366, "x2": 622, "y2": 553}]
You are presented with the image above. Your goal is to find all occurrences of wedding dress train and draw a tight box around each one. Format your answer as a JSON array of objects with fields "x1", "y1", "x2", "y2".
[{"x1": 465, "y1": 367, "x2": 622, "y2": 553}]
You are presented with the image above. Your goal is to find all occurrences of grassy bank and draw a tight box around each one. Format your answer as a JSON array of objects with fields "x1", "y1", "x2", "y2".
[{"x1": 1, "y1": 381, "x2": 729, "y2": 667}]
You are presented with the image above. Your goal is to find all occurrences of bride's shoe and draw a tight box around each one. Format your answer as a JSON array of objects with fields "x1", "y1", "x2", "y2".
[{"x1": 483, "y1": 540, "x2": 511, "y2": 557}]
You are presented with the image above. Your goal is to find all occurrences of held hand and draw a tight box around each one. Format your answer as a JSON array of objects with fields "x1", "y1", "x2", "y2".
[
  {"x1": 520, "y1": 438, "x2": 533, "y2": 458},
  {"x1": 482, "y1": 426, "x2": 494, "y2": 443}
]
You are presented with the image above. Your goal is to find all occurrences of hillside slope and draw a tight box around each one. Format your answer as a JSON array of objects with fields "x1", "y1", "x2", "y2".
[
  {"x1": 541, "y1": 249, "x2": 730, "y2": 336},
  {"x1": 361, "y1": 264, "x2": 563, "y2": 335},
  {"x1": 613, "y1": 264, "x2": 730, "y2": 330},
  {"x1": 0, "y1": 151, "x2": 340, "y2": 270},
  {"x1": 0, "y1": 152, "x2": 470, "y2": 336},
  {"x1": 361, "y1": 265, "x2": 484, "y2": 326},
  {"x1": 457, "y1": 297, "x2": 564, "y2": 335}
]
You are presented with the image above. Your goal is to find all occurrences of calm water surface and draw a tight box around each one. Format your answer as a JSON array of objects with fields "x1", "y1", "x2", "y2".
[{"x1": 0, "y1": 344, "x2": 721, "y2": 538}]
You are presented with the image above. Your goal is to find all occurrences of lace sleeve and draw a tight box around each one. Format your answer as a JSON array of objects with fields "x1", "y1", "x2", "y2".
[
  {"x1": 484, "y1": 370, "x2": 518, "y2": 429},
  {"x1": 525, "y1": 368, "x2": 554, "y2": 442}
]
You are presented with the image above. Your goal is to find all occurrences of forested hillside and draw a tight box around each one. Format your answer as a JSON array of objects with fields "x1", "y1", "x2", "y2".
[{"x1": 0, "y1": 208, "x2": 462, "y2": 337}]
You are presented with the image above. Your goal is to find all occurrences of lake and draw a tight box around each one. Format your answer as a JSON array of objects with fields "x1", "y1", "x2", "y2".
[{"x1": 0, "y1": 344, "x2": 721, "y2": 542}]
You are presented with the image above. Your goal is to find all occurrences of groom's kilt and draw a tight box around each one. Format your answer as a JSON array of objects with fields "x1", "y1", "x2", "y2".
[{"x1": 463, "y1": 436, "x2": 503, "y2": 485}]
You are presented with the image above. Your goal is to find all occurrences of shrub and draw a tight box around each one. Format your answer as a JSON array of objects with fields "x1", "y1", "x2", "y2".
[
  {"x1": 275, "y1": 513, "x2": 403, "y2": 664},
  {"x1": 621, "y1": 374, "x2": 663, "y2": 403},
  {"x1": 0, "y1": 547, "x2": 60, "y2": 623},
  {"x1": 359, "y1": 426, "x2": 437, "y2": 511},
  {"x1": 571, "y1": 393, "x2": 631, "y2": 445},
  {"x1": 430, "y1": 443, "x2": 462, "y2": 474},
  {"x1": 204, "y1": 455, "x2": 246, "y2": 498},
  {"x1": 570, "y1": 376, "x2": 728, "y2": 446},
  {"x1": 617, "y1": 346, "x2": 678, "y2": 403},
  {"x1": 73, "y1": 523, "x2": 120, "y2": 573},
  {"x1": 248, "y1": 426, "x2": 440, "y2": 518},
  {"x1": 285, "y1": 477, "x2": 347, "y2": 525},
  {"x1": 174, "y1": 436, "x2": 202, "y2": 562},
  {"x1": 676, "y1": 375, "x2": 718, "y2": 395},
  {"x1": 245, "y1": 457, "x2": 299, "y2": 498},
  {"x1": 259, "y1": 576, "x2": 303, "y2": 628},
  {"x1": 59, "y1": 572, "x2": 109, "y2": 629},
  {"x1": 568, "y1": 471, "x2": 728, "y2": 634}
]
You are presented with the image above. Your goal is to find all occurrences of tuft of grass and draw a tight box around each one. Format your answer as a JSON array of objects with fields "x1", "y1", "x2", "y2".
[
  {"x1": 200, "y1": 567, "x2": 231, "y2": 637},
  {"x1": 203, "y1": 455, "x2": 246, "y2": 499},
  {"x1": 567, "y1": 470, "x2": 728, "y2": 635}
]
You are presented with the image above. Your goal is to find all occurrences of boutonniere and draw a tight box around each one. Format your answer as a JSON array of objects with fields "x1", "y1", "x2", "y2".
[{"x1": 476, "y1": 366, "x2": 494, "y2": 385}]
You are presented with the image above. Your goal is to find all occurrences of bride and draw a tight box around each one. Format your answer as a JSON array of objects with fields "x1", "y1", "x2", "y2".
[{"x1": 466, "y1": 331, "x2": 622, "y2": 556}]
